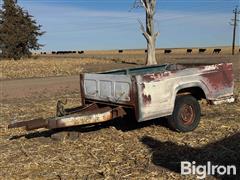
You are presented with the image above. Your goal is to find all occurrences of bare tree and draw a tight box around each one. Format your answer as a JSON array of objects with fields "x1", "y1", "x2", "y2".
[{"x1": 133, "y1": 0, "x2": 159, "y2": 65}]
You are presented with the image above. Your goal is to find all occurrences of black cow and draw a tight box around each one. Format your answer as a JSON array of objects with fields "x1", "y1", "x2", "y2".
[
  {"x1": 187, "y1": 49, "x2": 192, "y2": 54},
  {"x1": 213, "y1": 48, "x2": 221, "y2": 54},
  {"x1": 118, "y1": 50, "x2": 123, "y2": 53},
  {"x1": 57, "y1": 51, "x2": 64, "y2": 54},
  {"x1": 78, "y1": 51, "x2": 84, "y2": 54},
  {"x1": 199, "y1": 48, "x2": 206, "y2": 53},
  {"x1": 52, "y1": 51, "x2": 56, "y2": 54},
  {"x1": 164, "y1": 49, "x2": 172, "y2": 54}
]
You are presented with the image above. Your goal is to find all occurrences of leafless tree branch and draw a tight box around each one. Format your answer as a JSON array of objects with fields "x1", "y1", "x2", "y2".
[{"x1": 132, "y1": 0, "x2": 159, "y2": 65}]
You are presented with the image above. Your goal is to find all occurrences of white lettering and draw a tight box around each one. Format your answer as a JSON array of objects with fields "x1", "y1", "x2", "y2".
[
  {"x1": 181, "y1": 161, "x2": 192, "y2": 175},
  {"x1": 228, "y1": 165, "x2": 237, "y2": 175},
  {"x1": 180, "y1": 161, "x2": 237, "y2": 179},
  {"x1": 196, "y1": 165, "x2": 206, "y2": 179}
]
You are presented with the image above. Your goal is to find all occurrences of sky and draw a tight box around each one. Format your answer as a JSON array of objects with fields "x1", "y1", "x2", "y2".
[{"x1": 1, "y1": 0, "x2": 239, "y2": 51}]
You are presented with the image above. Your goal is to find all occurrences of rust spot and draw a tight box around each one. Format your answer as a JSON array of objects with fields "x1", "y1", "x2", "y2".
[
  {"x1": 142, "y1": 72, "x2": 170, "y2": 83},
  {"x1": 142, "y1": 94, "x2": 151, "y2": 105},
  {"x1": 201, "y1": 64, "x2": 233, "y2": 90},
  {"x1": 221, "y1": 63, "x2": 234, "y2": 87}
]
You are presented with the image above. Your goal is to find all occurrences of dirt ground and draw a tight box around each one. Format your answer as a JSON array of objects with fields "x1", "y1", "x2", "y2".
[{"x1": 0, "y1": 53, "x2": 240, "y2": 179}]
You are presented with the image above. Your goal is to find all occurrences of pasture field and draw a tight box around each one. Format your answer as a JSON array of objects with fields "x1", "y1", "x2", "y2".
[
  {"x1": 1, "y1": 46, "x2": 240, "y2": 80},
  {"x1": 39, "y1": 46, "x2": 238, "y2": 55},
  {"x1": 0, "y1": 50, "x2": 239, "y2": 179}
]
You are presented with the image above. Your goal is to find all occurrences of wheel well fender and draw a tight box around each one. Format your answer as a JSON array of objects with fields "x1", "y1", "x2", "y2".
[{"x1": 170, "y1": 82, "x2": 209, "y2": 113}]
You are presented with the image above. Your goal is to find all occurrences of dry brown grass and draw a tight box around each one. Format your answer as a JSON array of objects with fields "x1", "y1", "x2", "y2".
[
  {"x1": 0, "y1": 57, "x2": 112, "y2": 79},
  {"x1": 0, "y1": 83, "x2": 239, "y2": 179},
  {"x1": 1, "y1": 48, "x2": 239, "y2": 80}
]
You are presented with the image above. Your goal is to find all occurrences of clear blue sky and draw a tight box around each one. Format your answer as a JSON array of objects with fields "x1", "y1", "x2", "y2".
[{"x1": 5, "y1": 0, "x2": 240, "y2": 51}]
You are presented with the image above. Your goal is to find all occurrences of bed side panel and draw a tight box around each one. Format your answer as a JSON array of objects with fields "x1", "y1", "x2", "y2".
[
  {"x1": 135, "y1": 63, "x2": 234, "y2": 122},
  {"x1": 199, "y1": 63, "x2": 234, "y2": 99},
  {"x1": 83, "y1": 73, "x2": 133, "y2": 105},
  {"x1": 135, "y1": 72, "x2": 178, "y2": 122}
]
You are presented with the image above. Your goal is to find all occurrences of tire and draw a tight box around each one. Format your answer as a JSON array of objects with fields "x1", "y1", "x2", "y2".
[{"x1": 168, "y1": 95, "x2": 201, "y2": 132}]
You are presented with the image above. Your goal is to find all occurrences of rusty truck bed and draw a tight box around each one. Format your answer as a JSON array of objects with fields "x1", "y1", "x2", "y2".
[
  {"x1": 9, "y1": 63, "x2": 234, "y2": 131},
  {"x1": 83, "y1": 63, "x2": 234, "y2": 122}
]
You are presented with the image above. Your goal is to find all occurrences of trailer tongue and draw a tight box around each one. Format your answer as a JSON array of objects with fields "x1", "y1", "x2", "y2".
[{"x1": 8, "y1": 102, "x2": 126, "y2": 131}]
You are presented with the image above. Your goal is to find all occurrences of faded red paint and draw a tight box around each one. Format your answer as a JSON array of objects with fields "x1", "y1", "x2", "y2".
[
  {"x1": 220, "y1": 63, "x2": 234, "y2": 87},
  {"x1": 142, "y1": 93, "x2": 152, "y2": 105},
  {"x1": 142, "y1": 72, "x2": 171, "y2": 83},
  {"x1": 201, "y1": 64, "x2": 233, "y2": 91},
  {"x1": 141, "y1": 83, "x2": 145, "y2": 90}
]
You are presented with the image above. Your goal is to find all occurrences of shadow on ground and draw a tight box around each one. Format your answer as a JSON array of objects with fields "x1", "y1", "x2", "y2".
[
  {"x1": 141, "y1": 133, "x2": 240, "y2": 179},
  {"x1": 9, "y1": 116, "x2": 169, "y2": 140},
  {"x1": 8, "y1": 117, "x2": 239, "y2": 179}
]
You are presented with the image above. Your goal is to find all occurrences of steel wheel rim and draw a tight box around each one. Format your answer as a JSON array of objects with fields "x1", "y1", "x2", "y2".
[{"x1": 179, "y1": 104, "x2": 195, "y2": 125}]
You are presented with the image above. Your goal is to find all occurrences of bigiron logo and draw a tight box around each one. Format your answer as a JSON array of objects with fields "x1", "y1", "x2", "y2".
[{"x1": 181, "y1": 161, "x2": 237, "y2": 179}]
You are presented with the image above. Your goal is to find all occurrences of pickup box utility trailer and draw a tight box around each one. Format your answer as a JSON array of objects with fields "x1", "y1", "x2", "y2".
[{"x1": 9, "y1": 63, "x2": 235, "y2": 132}]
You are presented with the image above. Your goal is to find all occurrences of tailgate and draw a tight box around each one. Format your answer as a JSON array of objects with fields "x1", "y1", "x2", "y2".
[{"x1": 82, "y1": 73, "x2": 133, "y2": 105}]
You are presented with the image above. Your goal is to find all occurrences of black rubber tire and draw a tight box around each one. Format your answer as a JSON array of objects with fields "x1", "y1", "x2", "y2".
[{"x1": 168, "y1": 95, "x2": 201, "y2": 132}]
